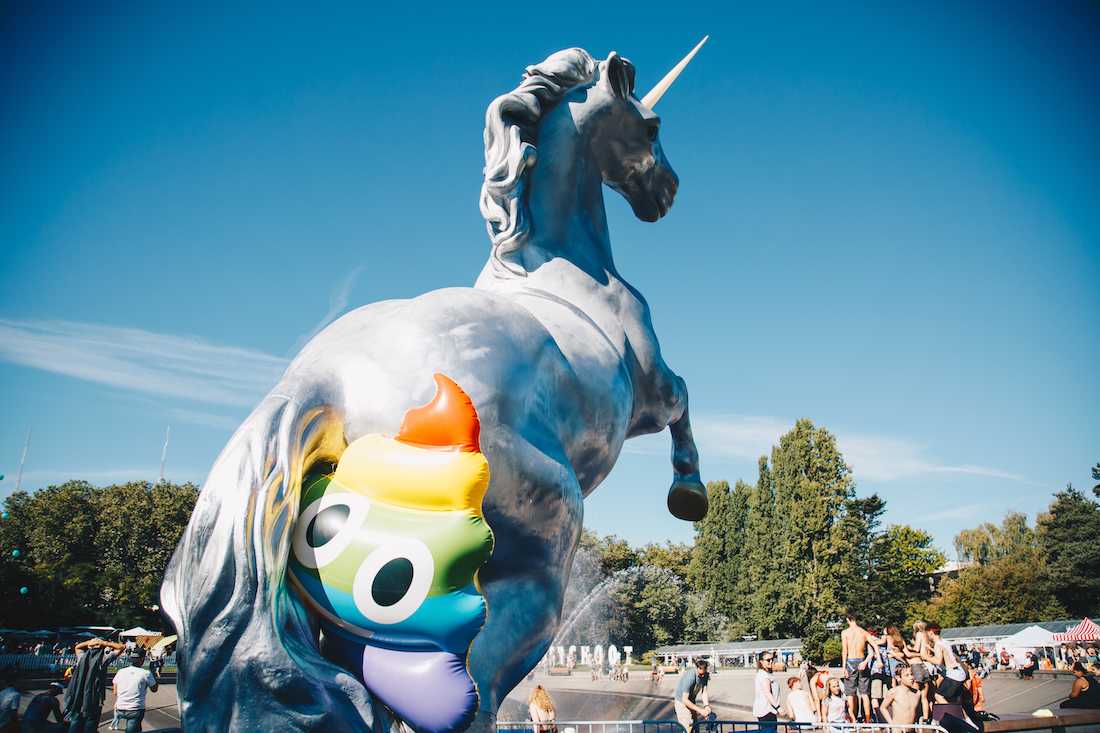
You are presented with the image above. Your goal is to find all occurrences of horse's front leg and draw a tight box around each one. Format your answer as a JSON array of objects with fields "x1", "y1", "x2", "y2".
[{"x1": 665, "y1": 376, "x2": 708, "y2": 521}]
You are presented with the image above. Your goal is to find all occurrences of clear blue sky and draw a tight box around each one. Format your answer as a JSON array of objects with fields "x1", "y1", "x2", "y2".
[{"x1": 2, "y1": 2, "x2": 1097, "y2": 556}]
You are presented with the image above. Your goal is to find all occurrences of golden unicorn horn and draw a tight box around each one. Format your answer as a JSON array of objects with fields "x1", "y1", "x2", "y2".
[{"x1": 640, "y1": 35, "x2": 709, "y2": 109}]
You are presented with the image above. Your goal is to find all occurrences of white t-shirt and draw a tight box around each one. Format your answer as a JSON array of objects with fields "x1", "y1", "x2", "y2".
[
  {"x1": 787, "y1": 689, "x2": 817, "y2": 723},
  {"x1": 0, "y1": 687, "x2": 20, "y2": 725},
  {"x1": 753, "y1": 669, "x2": 777, "y2": 717},
  {"x1": 113, "y1": 666, "x2": 157, "y2": 710}
]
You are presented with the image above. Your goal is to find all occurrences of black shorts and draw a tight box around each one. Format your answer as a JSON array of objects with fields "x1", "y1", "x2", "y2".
[{"x1": 937, "y1": 676, "x2": 964, "y2": 703}]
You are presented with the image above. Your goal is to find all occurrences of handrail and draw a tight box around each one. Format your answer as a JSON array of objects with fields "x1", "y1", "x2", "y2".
[{"x1": 496, "y1": 720, "x2": 950, "y2": 733}]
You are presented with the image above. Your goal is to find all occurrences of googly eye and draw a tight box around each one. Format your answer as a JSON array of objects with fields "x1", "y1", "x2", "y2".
[
  {"x1": 292, "y1": 492, "x2": 370, "y2": 569},
  {"x1": 352, "y1": 537, "x2": 434, "y2": 625}
]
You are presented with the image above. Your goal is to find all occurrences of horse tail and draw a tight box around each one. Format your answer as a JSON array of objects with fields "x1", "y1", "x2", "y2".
[
  {"x1": 161, "y1": 372, "x2": 493, "y2": 733},
  {"x1": 160, "y1": 384, "x2": 388, "y2": 732}
]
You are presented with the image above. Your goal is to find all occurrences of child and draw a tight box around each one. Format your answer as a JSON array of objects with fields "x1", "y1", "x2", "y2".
[
  {"x1": 967, "y1": 664, "x2": 985, "y2": 711},
  {"x1": 881, "y1": 666, "x2": 923, "y2": 733},
  {"x1": 822, "y1": 677, "x2": 849, "y2": 733},
  {"x1": 785, "y1": 676, "x2": 818, "y2": 723}
]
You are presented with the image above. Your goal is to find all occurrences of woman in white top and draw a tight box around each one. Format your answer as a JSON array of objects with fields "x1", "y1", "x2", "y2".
[
  {"x1": 753, "y1": 652, "x2": 781, "y2": 728},
  {"x1": 784, "y1": 676, "x2": 819, "y2": 724}
]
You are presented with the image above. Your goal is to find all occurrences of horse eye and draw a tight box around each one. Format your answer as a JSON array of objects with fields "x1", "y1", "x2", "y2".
[{"x1": 647, "y1": 125, "x2": 659, "y2": 142}]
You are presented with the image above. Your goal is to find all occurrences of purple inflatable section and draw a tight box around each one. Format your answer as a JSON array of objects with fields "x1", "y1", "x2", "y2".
[{"x1": 361, "y1": 644, "x2": 478, "y2": 732}]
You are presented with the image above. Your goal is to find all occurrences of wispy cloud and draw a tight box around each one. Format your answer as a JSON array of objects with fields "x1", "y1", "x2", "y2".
[
  {"x1": 630, "y1": 413, "x2": 1030, "y2": 485},
  {"x1": 693, "y1": 414, "x2": 792, "y2": 461},
  {"x1": 621, "y1": 414, "x2": 789, "y2": 459},
  {"x1": 910, "y1": 503, "x2": 989, "y2": 523},
  {"x1": 294, "y1": 265, "x2": 365, "y2": 351},
  {"x1": 166, "y1": 407, "x2": 241, "y2": 432},
  {"x1": 0, "y1": 319, "x2": 287, "y2": 406},
  {"x1": 838, "y1": 434, "x2": 1027, "y2": 483}
]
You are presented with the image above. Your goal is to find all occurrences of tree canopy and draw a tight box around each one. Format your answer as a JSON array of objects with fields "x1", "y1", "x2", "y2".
[
  {"x1": 0, "y1": 480, "x2": 198, "y2": 628},
  {"x1": 2, "y1": 444, "x2": 1093, "y2": 658}
]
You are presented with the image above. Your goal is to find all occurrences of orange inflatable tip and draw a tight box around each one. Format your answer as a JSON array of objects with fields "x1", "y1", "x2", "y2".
[{"x1": 396, "y1": 373, "x2": 481, "y2": 452}]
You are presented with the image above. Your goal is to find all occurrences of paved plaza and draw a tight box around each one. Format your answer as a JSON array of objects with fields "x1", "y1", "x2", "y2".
[
  {"x1": 503, "y1": 668, "x2": 1084, "y2": 722},
  {"x1": 7, "y1": 666, "x2": 1088, "y2": 731}
]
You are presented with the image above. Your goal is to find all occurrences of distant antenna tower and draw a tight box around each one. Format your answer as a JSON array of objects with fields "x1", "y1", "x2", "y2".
[
  {"x1": 14, "y1": 427, "x2": 31, "y2": 491},
  {"x1": 159, "y1": 425, "x2": 171, "y2": 483}
]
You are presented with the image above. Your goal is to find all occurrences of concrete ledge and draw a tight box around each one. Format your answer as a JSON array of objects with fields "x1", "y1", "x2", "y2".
[
  {"x1": 985, "y1": 710, "x2": 1100, "y2": 732},
  {"x1": 992, "y1": 670, "x2": 1082, "y2": 682}
]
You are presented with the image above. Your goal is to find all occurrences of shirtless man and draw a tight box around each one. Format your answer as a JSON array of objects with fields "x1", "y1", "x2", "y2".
[
  {"x1": 841, "y1": 610, "x2": 877, "y2": 721},
  {"x1": 881, "y1": 666, "x2": 923, "y2": 733}
]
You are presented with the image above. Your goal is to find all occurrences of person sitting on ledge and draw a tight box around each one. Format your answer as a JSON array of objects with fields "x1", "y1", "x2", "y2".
[
  {"x1": 1017, "y1": 653, "x2": 1038, "y2": 679},
  {"x1": 1061, "y1": 662, "x2": 1100, "y2": 710}
]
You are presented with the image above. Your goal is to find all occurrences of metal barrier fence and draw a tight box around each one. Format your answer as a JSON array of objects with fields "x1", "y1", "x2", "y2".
[
  {"x1": 0, "y1": 653, "x2": 76, "y2": 674},
  {"x1": 698, "y1": 724, "x2": 950, "y2": 733},
  {"x1": 497, "y1": 721, "x2": 950, "y2": 733},
  {"x1": 497, "y1": 720, "x2": 684, "y2": 733},
  {"x1": 0, "y1": 652, "x2": 178, "y2": 675}
]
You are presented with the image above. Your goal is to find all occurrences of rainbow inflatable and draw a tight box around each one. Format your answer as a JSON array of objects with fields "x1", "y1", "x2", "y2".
[{"x1": 288, "y1": 374, "x2": 493, "y2": 733}]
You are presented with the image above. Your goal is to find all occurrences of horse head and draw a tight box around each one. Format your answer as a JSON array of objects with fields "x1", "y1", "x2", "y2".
[
  {"x1": 479, "y1": 40, "x2": 706, "y2": 277},
  {"x1": 576, "y1": 52, "x2": 678, "y2": 223}
]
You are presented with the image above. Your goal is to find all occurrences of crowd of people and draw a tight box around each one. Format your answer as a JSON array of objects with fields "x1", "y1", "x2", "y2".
[
  {"x1": 747, "y1": 610, "x2": 1100, "y2": 732},
  {"x1": 740, "y1": 613, "x2": 991, "y2": 731},
  {"x1": 0, "y1": 637, "x2": 162, "y2": 733},
  {"x1": 522, "y1": 613, "x2": 1100, "y2": 733}
]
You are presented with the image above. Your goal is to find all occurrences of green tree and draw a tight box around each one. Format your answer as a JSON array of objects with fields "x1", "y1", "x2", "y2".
[
  {"x1": 953, "y1": 512, "x2": 1036, "y2": 565},
  {"x1": 606, "y1": 565, "x2": 686, "y2": 653},
  {"x1": 737, "y1": 456, "x2": 784, "y2": 638},
  {"x1": 800, "y1": 621, "x2": 832, "y2": 664},
  {"x1": 638, "y1": 541, "x2": 692, "y2": 584},
  {"x1": 1037, "y1": 485, "x2": 1100, "y2": 617},
  {"x1": 0, "y1": 482, "x2": 101, "y2": 625},
  {"x1": 914, "y1": 550, "x2": 1064, "y2": 626},
  {"x1": 682, "y1": 591, "x2": 731, "y2": 643},
  {"x1": 771, "y1": 419, "x2": 853, "y2": 637},
  {"x1": 92, "y1": 481, "x2": 199, "y2": 626},
  {"x1": 0, "y1": 480, "x2": 198, "y2": 627},
  {"x1": 688, "y1": 480, "x2": 746, "y2": 618},
  {"x1": 835, "y1": 495, "x2": 887, "y2": 622},
  {"x1": 871, "y1": 525, "x2": 944, "y2": 623},
  {"x1": 577, "y1": 531, "x2": 639, "y2": 576}
]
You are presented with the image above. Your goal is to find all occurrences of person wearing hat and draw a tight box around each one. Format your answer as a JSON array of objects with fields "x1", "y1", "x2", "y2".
[
  {"x1": 20, "y1": 682, "x2": 66, "y2": 733},
  {"x1": 110, "y1": 649, "x2": 158, "y2": 733}
]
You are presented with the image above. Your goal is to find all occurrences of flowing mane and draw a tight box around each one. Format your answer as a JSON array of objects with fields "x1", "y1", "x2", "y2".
[{"x1": 479, "y1": 48, "x2": 597, "y2": 276}]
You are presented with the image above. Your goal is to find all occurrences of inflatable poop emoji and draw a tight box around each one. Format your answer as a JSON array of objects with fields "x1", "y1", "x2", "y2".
[{"x1": 288, "y1": 374, "x2": 493, "y2": 733}]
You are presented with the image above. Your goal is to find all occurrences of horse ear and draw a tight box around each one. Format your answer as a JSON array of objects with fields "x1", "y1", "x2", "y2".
[{"x1": 601, "y1": 52, "x2": 636, "y2": 100}]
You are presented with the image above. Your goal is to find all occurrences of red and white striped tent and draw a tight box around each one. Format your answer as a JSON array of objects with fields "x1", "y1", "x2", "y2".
[{"x1": 1053, "y1": 617, "x2": 1100, "y2": 642}]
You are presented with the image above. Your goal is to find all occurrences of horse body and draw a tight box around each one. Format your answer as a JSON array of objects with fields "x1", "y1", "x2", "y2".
[
  {"x1": 289, "y1": 258, "x2": 658, "y2": 722},
  {"x1": 162, "y1": 46, "x2": 705, "y2": 733}
]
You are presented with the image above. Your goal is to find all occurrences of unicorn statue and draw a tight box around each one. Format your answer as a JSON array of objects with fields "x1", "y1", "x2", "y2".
[{"x1": 162, "y1": 37, "x2": 709, "y2": 733}]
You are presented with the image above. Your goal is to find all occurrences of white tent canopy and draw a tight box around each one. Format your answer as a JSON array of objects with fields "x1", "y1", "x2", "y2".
[
  {"x1": 995, "y1": 625, "x2": 1056, "y2": 659},
  {"x1": 119, "y1": 627, "x2": 160, "y2": 638}
]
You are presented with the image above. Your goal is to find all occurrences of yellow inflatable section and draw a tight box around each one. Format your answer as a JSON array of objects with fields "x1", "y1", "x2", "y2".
[{"x1": 334, "y1": 434, "x2": 489, "y2": 513}]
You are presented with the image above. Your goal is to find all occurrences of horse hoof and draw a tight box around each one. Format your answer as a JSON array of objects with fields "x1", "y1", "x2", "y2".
[{"x1": 667, "y1": 478, "x2": 708, "y2": 521}]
